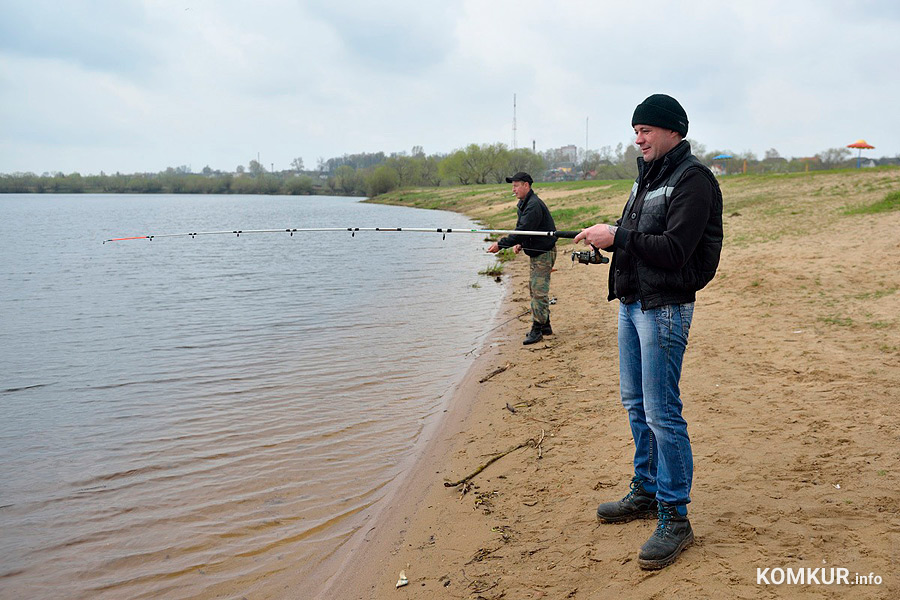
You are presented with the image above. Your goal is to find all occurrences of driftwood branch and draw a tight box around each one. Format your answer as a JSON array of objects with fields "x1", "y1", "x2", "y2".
[
  {"x1": 479, "y1": 362, "x2": 512, "y2": 383},
  {"x1": 444, "y1": 429, "x2": 546, "y2": 488}
]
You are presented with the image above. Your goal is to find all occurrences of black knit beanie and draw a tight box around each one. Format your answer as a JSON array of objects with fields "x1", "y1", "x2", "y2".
[{"x1": 631, "y1": 94, "x2": 689, "y2": 137}]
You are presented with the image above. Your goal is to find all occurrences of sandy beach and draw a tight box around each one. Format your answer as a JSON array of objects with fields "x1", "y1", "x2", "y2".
[{"x1": 318, "y1": 171, "x2": 899, "y2": 599}]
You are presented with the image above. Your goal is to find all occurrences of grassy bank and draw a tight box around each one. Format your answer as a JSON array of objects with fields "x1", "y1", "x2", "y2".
[{"x1": 369, "y1": 167, "x2": 900, "y2": 247}]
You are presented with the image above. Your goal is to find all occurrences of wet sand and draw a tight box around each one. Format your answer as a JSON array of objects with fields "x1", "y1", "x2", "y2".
[{"x1": 319, "y1": 173, "x2": 900, "y2": 599}]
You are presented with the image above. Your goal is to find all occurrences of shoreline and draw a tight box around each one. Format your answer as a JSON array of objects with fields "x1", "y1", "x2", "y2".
[
  {"x1": 309, "y1": 282, "x2": 514, "y2": 599},
  {"x1": 312, "y1": 266, "x2": 524, "y2": 599}
]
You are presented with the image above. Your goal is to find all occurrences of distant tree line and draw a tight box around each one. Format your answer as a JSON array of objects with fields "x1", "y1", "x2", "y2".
[
  {"x1": 0, "y1": 165, "x2": 320, "y2": 196},
  {"x1": 2, "y1": 142, "x2": 897, "y2": 196},
  {"x1": 319, "y1": 144, "x2": 546, "y2": 195}
]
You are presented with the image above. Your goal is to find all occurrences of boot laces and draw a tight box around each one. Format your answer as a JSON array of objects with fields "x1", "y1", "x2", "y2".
[
  {"x1": 654, "y1": 505, "x2": 678, "y2": 535},
  {"x1": 623, "y1": 477, "x2": 644, "y2": 502}
]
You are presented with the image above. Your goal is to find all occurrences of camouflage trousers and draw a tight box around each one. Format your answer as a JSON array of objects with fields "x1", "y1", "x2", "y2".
[{"x1": 529, "y1": 248, "x2": 556, "y2": 325}]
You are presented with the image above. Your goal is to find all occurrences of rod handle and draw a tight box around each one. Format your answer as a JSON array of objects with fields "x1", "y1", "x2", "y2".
[{"x1": 553, "y1": 230, "x2": 581, "y2": 239}]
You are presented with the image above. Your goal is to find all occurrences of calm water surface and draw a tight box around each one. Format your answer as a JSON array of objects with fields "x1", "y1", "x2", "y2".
[{"x1": 0, "y1": 194, "x2": 504, "y2": 599}]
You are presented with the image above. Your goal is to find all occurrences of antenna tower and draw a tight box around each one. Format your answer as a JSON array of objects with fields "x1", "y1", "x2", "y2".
[
  {"x1": 512, "y1": 94, "x2": 517, "y2": 150},
  {"x1": 586, "y1": 117, "x2": 589, "y2": 153}
]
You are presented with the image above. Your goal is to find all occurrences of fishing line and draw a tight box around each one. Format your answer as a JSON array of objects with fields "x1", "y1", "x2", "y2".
[
  {"x1": 473, "y1": 308, "x2": 535, "y2": 340},
  {"x1": 463, "y1": 308, "x2": 533, "y2": 357},
  {"x1": 462, "y1": 295, "x2": 562, "y2": 356}
]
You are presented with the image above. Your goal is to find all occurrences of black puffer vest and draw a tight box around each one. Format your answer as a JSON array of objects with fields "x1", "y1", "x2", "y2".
[{"x1": 608, "y1": 142, "x2": 723, "y2": 309}]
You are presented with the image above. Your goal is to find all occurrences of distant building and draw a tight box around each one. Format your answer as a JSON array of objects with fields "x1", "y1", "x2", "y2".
[{"x1": 559, "y1": 145, "x2": 578, "y2": 163}]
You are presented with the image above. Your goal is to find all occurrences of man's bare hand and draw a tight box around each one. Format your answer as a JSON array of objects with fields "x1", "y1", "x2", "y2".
[{"x1": 573, "y1": 224, "x2": 615, "y2": 248}]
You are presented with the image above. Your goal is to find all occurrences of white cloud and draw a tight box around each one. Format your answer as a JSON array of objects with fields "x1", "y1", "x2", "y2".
[{"x1": 1, "y1": 0, "x2": 898, "y2": 174}]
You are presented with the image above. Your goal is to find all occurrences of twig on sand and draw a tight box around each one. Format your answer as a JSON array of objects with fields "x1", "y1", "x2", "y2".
[
  {"x1": 535, "y1": 428, "x2": 545, "y2": 459},
  {"x1": 444, "y1": 443, "x2": 527, "y2": 488},
  {"x1": 480, "y1": 362, "x2": 512, "y2": 383},
  {"x1": 444, "y1": 430, "x2": 546, "y2": 488}
]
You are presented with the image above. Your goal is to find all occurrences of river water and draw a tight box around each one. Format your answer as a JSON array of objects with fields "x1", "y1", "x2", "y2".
[{"x1": 0, "y1": 193, "x2": 504, "y2": 599}]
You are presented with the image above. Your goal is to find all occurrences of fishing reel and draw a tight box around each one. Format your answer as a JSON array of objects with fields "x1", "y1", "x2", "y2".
[{"x1": 571, "y1": 245, "x2": 609, "y2": 265}]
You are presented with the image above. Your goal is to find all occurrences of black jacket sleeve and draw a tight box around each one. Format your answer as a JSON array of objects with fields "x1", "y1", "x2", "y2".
[{"x1": 498, "y1": 194, "x2": 545, "y2": 248}]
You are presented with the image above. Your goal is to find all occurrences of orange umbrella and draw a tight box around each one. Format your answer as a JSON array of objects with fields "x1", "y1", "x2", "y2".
[{"x1": 847, "y1": 139, "x2": 875, "y2": 168}]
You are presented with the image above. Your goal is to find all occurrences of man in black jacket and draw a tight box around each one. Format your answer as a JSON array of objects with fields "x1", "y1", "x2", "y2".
[
  {"x1": 574, "y1": 94, "x2": 723, "y2": 569},
  {"x1": 488, "y1": 172, "x2": 557, "y2": 345}
]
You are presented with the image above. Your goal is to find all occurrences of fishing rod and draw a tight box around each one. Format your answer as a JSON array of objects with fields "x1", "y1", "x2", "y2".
[
  {"x1": 102, "y1": 227, "x2": 585, "y2": 243},
  {"x1": 102, "y1": 226, "x2": 610, "y2": 264}
]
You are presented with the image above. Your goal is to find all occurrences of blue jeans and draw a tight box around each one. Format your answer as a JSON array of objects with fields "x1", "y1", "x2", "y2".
[{"x1": 618, "y1": 300, "x2": 694, "y2": 507}]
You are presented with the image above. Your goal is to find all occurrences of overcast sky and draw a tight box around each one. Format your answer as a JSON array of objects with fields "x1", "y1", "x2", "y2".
[{"x1": 1, "y1": 0, "x2": 898, "y2": 175}]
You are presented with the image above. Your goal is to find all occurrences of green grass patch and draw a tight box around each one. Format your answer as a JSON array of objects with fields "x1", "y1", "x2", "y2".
[
  {"x1": 853, "y1": 286, "x2": 897, "y2": 300},
  {"x1": 551, "y1": 206, "x2": 621, "y2": 230},
  {"x1": 479, "y1": 262, "x2": 504, "y2": 277},
  {"x1": 494, "y1": 206, "x2": 519, "y2": 221},
  {"x1": 496, "y1": 248, "x2": 516, "y2": 263},
  {"x1": 540, "y1": 179, "x2": 634, "y2": 193},
  {"x1": 551, "y1": 205, "x2": 600, "y2": 222},
  {"x1": 819, "y1": 315, "x2": 854, "y2": 327},
  {"x1": 843, "y1": 189, "x2": 900, "y2": 215},
  {"x1": 578, "y1": 216, "x2": 619, "y2": 229}
]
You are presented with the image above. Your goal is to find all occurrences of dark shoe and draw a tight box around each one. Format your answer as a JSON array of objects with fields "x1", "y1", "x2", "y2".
[
  {"x1": 541, "y1": 321, "x2": 553, "y2": 335},
  {"x1": 638, "y1": 502, "x2": 694, "y2": 570},
  {"x1": 523, "y1": 322, "x2": 543, "y2": 345},
  {"x1": 596, "y1": 477, "x2": 658, "y2": 523}
]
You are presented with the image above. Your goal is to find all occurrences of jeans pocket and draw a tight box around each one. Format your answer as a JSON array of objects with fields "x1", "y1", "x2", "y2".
[{"x1": 655, "y1": 303, "x2": 694, "y2": 349}]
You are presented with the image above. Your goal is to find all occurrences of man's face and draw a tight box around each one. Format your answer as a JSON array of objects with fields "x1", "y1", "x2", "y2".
[
  {"x1": 633, "y1": 124, "x2": 681, "y2": 163},
  {"x1": 512, "y1": 180, "x2": 531, "y2": 199}
]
